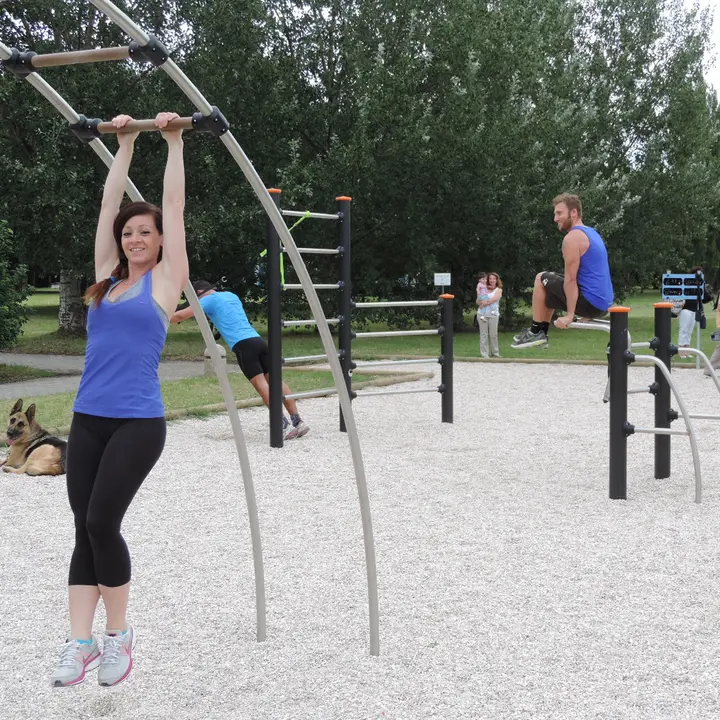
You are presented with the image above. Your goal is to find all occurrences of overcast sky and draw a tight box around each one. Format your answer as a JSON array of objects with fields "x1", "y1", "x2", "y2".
[{"x1": 693, "y1": 0, "x2": 719, "y2": 93}]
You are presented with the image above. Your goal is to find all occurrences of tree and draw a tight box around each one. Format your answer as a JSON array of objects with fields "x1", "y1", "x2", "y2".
[{"x1": 0, "y1": 220, "x2": 28, "y2": 348}]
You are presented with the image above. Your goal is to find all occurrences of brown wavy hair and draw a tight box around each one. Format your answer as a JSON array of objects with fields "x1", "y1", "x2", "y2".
[
  {"x1": 487, "y1": 272, "x2": 503, "y2": 289},
  {"x1": 84, "y1": 201, "x2": 163, "y2": 305}
]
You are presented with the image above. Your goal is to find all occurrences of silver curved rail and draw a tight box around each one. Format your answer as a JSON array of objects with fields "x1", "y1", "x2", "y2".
[
  {"x1": 0, "y1": 38, "x2": 267, "y2": 640},
  {"x1": 677, "y1": 347, "x2": 720, "y2": 397},
  {"x1": 634, "y1": 355, "x2": 702, "y2": 503},
  {"x1": 88, "y1": 0, "x2": 379, "y2": 655}
]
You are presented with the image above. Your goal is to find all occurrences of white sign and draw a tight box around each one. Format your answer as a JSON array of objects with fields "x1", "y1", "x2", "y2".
[{"x1": 434, "y1": 273, "x2": 451, "y2": 286}]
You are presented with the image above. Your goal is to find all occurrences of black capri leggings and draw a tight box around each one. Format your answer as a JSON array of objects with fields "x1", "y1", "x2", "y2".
[{"x1": 65, "y1": 412, "x2": 166, "y2": 588}]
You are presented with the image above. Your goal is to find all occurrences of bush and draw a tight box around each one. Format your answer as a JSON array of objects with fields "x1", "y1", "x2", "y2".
[{"x1": 0, "y1": 220, "x2": 28, "y2": 349}]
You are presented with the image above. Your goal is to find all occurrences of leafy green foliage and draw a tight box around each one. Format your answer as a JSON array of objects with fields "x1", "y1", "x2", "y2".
[
  {"x1": 0, "y1": 220, "x2": 28, "y2": 348},
  {"x1": 1, "y1": 0, "x2": 718, "y2": 334}
]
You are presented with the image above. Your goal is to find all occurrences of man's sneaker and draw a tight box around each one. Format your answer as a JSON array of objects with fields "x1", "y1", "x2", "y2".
[
  {"x1": 294, "y1": 420, "x2": 310, "y2": 438},
  {"x1": 283, "y1": 423, "x2": 299, "y2": 441},
  {"x1": 50, "y1": 636, "x2": 101, "y2": 687},
  {"x1": 511, "y1": 328, "x2": 548, "y2": 349},
  {"x1": 98, "y1": 625, "x2": 135, "y2": 687}
]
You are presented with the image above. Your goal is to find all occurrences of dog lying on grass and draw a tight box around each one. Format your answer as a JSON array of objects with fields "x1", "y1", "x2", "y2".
[{"x1": 1, "y1": 399, "x2": 67, "y2": 476}]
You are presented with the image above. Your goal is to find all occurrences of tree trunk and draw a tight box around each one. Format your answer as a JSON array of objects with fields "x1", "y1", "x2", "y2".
[{"x1": 58, "y1": 271, "x2": 87, "y2": 336}]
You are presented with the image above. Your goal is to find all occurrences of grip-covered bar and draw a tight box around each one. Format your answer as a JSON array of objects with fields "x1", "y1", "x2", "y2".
[
  {"x1": 97, "y1": 116, "x2": 194, "y2": 133},
  {"x1": 31, "y1": 46, "x2": 130, "y2": 68}
]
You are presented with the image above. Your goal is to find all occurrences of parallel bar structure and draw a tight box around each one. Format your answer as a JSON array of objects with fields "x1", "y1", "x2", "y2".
[
  {"x1": 440, "y1": 295, "x2": 454, "y2": 423},
  {"x1": 354, "y1": 387, "x2": 441, "y2": 398},
  {"x1": 283, "y1": 353, "x2": 330, "y2": 365},
  {"x1": 653, "y1": 303, "x2": 673, "y2": 479},
  {"x1": 285, "y1": 388, "x2": 340, "y2": 400},
  {"x1": 282, "y1": 319, "x2": 339, "y2": 327},
  {"x1": 354, "y1": 300, "x2": 439, "y2": 309},
  {"x1": 608, "y1": 307, "x2": 630, "y2": 500},
  {"x1": 354, "y1": 329, "x2": 440, "y2": 338},
  {"x1": 282, "y1": 210, "x2": 339, "y2": 220},
  {"x1": 267, "y1": 189, "x2": 284, "y2": 448},
  {"x1": 337, "y1": 196, "x2": 353, "y2": 433},
  {"x1": 283, "y1": 283, "x2": 340, "y2": 290},
  {"x1": 283, "y1": 247, "x2": 340, "y2": 255},
  {"x1": 354, "y1": 358, "x2": 439, "y2": 369},
  {"x1": 0, "y1": 35, "x2": 268, "y2": 642}
]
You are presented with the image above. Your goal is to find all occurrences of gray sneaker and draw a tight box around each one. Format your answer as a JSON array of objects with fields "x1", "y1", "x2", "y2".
[
  {"x1": 511, "y1": 328, "x2": 549, "y2": 349},
  {"x1": 283, "y1": 423, "x2": 299, "y2": 441},
  {"x1": 98, "y1": 625, "x2": 136, "y2": 687},
  {"x1": 294, "y1": 420, "x2": 310, "y2": 438},
  {"x1": 51, "y1": 636, "x2": 101, "y2": 687}
]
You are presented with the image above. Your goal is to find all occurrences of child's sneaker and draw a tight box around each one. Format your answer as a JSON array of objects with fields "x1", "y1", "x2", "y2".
[
  {"x1": 98, "y1": 625, "x2": 136, "y2": 687},
  {"x1": 50, "y1": 636, "x2": 101, "y2": 687}
]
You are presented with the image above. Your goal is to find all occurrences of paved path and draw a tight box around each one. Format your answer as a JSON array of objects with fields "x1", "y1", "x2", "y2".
[{"x1": 0, "y1": 352, "x2": 240, "y2": 400}]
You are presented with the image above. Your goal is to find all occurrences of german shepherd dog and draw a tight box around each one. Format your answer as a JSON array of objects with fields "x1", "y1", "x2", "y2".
[{"x1": 1, "y1": 399, "x2": 67, "y2": 476}]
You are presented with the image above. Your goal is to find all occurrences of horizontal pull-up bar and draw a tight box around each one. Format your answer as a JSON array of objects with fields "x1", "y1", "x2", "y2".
[
  {"x1": 30, "y1": 46, "x2": 130, "y2": 68},
  {"x1": 97, "y1": 116, "x2": 194, "y2": 133},
  {"x1": 2, "y1": 36, "x2": 169, "y2": 77},
  {"x1": 69, "y1": 107, "x2": 229, "y2": 143}
]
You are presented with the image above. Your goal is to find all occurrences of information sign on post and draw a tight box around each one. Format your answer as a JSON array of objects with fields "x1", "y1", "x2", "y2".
[{"x1": 434, "y1": 273, "x2": 451, "y2": 294}]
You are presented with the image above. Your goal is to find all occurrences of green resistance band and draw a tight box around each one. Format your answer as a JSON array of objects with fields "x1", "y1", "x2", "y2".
[{"x1": 259, "y1": 210, "x2": 312, "y2": 286}]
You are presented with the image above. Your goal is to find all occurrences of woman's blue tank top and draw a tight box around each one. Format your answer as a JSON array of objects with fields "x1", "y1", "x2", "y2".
[
  {"x1": 574, "y1": 225, "x2": 614, "y2": 312},
  {"x1": 73, "y1": 272, "x2": 169, "y2": 418}
]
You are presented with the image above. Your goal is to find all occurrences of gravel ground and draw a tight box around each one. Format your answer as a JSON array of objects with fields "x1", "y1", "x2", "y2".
[{"x1": 2, "y1": 361, "x2": 720, "y2": 720}]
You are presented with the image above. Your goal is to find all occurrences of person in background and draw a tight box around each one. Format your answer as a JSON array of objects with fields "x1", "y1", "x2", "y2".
[
  {"x1": 678, "y1": 265, "x2": 712, "y2": 359},
  {"x1": 171, "y1": 281, "x2": 309, "y2": 440},
  {"x1": 477, "y1": 272, "x2": 503, "y2": 358}
]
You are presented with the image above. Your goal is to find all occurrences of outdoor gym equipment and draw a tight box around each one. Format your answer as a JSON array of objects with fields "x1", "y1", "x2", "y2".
[{"x1": 1, "y1": 0, "x2": 379, "y2": 656}]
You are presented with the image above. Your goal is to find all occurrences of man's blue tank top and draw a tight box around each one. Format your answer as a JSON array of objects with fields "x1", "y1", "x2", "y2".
[
  {"x1": 574, "y1": 225, "x2": 614, "y2": 312},
  {"x1": 73, "y1": 272, "x2": 168, "y2": 418}
]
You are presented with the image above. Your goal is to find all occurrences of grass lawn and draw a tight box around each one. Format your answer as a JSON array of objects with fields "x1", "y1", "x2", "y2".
[
  {"x1": 14, "y1": 288, "x2": 718, "y2": 364},
  {"x1": 21, "y1": 368, "x2": 382, "y2": 433}
]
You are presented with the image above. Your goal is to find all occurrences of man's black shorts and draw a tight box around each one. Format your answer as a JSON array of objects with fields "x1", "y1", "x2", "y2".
[
  {"x1": 541, "y1": 272, "x2": 607, "y2": 318},
  {"x1": 232, "y1": 336, "x2": 270, "y2": 381}
]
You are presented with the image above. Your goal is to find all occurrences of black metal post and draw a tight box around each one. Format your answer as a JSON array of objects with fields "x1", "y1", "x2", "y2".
[
  {"x1": 267, "y1": 188, "x2": 284, "y2": 448},
  {"x1": 609, "y1": 307, "x2": 630, "y2": 500},
  {"x1": 654, "y1": 302, "x2": 673, "y2": 479},
  {"x1": 337, "y1": 196, "x2": 353, "y2": 432},
  {"x1": 440, "y1": 294, "x2": 454, "y2": 423}
]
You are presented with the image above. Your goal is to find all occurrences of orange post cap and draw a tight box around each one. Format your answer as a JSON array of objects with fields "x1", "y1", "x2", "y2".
[
  {"x1": 608, "y1": 306, "x2": 631, "y2": 313},
  {"x1": 440, "y1": 293, "x2": 454, "y2": 299},
  {"x1": 267, "y1": 188, "x2": 282, "y2": 194},
  {"x1": 653, "y1": 302, "x2": 673, "y2": 309},
  {"x1": 336, "y1": 196, "x2": 352, "y2": 201}
]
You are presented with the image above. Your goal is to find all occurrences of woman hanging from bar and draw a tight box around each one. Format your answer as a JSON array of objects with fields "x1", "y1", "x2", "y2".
[{"x1": 50, "y1": 111, "x2": 189, "y2": 688}]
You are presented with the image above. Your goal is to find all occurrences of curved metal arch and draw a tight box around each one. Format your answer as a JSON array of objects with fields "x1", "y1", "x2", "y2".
[
  {"x1": 0, "y1": 40, "x2": 267, "y2": 642},
  {"x1": 87, "y1": 0, "x2": 379, "y2": 656},
  {"x1": 4, "y1": 0, "x2": 380, "y2": 656}
]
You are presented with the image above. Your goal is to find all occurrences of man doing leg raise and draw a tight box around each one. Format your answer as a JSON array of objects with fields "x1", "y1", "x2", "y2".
[{"x1": 512, "y1": 193, "x2": 614, "y2": 349}]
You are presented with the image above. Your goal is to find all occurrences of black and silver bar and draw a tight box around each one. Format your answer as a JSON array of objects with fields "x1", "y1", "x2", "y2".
[
  {"x1": 628, "y1": 387, "x2": 652, "y2": 395},
  {"x1": 353, "y1": 387, "x2": 440, "y2": 398},
  {"x1": 282, "y1": 319, "x2": 339, "y2": 326},
  {"x1": 609, "y1": 308, "x2": 630, "y2": 499},
  {"x1": 653, "y1": 303, "x2": 673, "y2": 480},
  {"x1": 354, "y1": 329, "x2": 440, "y2": 338},
  {"x1": 267, "y1": 189, "x2": 284, "y2": 448},
  {"x1": 283, "y1": 283, "x2": 340, "y2": 290},
  {"x1": 283, "y1": 353, "x2": 330, "y2": 365},
  {"x1": 281, "y1": 210, "x2": 339, "y2": 220},
  {"x1": 26, "y1": 46, "x2": 131, "y2": 68},
  {"x1": 353, "y1": 358, "x2": 439, "y2": 369},
  {"x1": 354, "y1": 300, "x2": 440, "y2": 309},
  {"x1": 285, "y1": 388, "x2": 339, "y2": 400},
  {"x1": 688, "y1": 413, "x2": 720, "y2": 420},
  {"x1": 282, "y1": 247, "x2": 340, "y2": 255},
  {"x1": 632, "y1": 427, "x2": 690, "y2": 435}
]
